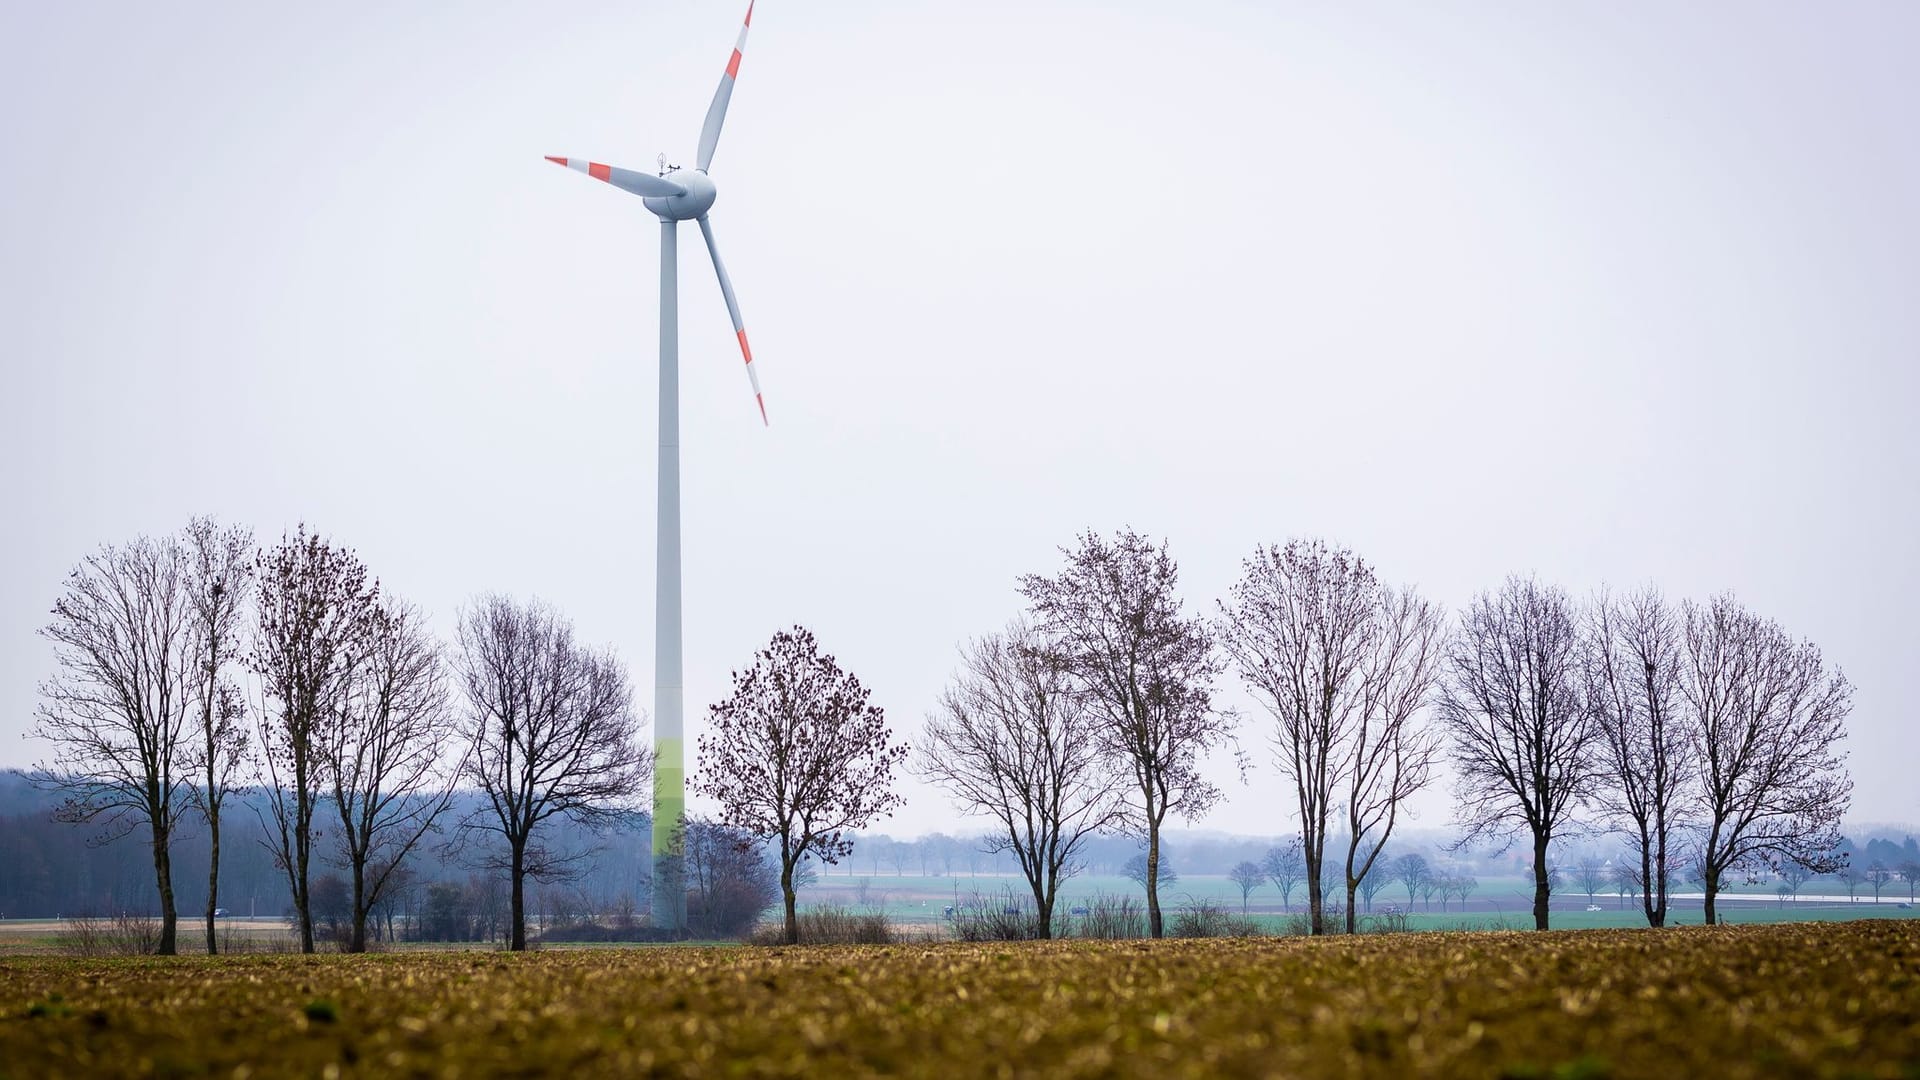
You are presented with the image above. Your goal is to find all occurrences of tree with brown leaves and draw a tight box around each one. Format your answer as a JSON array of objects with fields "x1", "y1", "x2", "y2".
[
  {"x1": 251, "y1": 527, "x2": 382, "y2": 953},
  {"x1": 695, "y1": 626, "x2": 907, "y2": 945}
]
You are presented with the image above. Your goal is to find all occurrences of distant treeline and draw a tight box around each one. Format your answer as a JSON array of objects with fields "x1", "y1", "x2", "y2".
[
  {"x1": 0, "y1": 771, "x2": 644, "y2": 921},
  {"x1": 5, "y1": 769, "x2": 1910, "y2": 920}
]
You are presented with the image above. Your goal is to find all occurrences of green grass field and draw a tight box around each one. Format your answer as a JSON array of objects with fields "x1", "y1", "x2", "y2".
[
  {"x1": 801, "y1": 870, "x2": 1913, "y2": 930},
  {"x1": 3, "y1": 920, "x2": 1916, "y2": 1078}
]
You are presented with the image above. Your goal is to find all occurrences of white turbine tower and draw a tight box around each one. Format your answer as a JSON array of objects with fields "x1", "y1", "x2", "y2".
[{"x1": 546, "y1": 1, "x2": 766, "y2": 932}]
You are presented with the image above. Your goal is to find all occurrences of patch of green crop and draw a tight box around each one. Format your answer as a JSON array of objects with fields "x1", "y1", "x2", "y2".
[{"x1": 0, "y1": 920, "x2": 1915, "y2": 1077}]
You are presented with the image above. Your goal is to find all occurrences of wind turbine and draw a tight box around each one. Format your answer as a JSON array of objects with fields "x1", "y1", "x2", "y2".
[{"x1": 546, "y1": 0, "x2": 765, "y2": 932}]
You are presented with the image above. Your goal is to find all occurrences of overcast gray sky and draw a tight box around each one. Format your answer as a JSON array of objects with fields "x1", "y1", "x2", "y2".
[{"x1": 3, "y1": 1, "x2": 1915, "y2": 839}]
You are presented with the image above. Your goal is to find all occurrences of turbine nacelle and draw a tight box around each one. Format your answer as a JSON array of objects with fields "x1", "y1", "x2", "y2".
[{"x1": 645, "y1": 168, "x2": 717, "y2": 221}]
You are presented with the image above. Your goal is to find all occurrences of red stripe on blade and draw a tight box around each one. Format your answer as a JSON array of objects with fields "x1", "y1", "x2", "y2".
[
  {"x1": 544, "y1": 156, "x2": 567, "y2": 166},
  {"x1": 745, "y1": 1, "x2": 754, "y2": 28},
  {"x1": 588, "y1": 162, "x2": 612, "y2": 182},
  {"x1": 726, "y1": 49, "x2": 742, "y2": 78},
  {"x1": 736, "y1": 330, "x2": 753, "y2": 363}
]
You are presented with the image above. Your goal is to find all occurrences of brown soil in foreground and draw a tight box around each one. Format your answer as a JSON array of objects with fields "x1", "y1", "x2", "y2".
[{"x1": 1, "y1": 919, "x2": 1916, "y2": 1078}]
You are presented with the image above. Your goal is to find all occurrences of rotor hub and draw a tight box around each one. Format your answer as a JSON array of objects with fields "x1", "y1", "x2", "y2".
[{"x1": 646, "y1": 168, "x2": 717, "y2": 221}]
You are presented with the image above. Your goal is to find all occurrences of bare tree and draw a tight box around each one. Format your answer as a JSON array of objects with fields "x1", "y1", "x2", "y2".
[
  {"x1": 454, "y1": 594, "x2": 649, "y2": 951},
  {"x1": 1122, "y1": 851, "x2": 1176, "y2": 891},
  {"x1": 917, "y1": 623, "x2": 1119, "y2": 937},
  {"x1": 1836, "y1": 863, "x2": 1863, "y2": 903},
  {"x1": 182, "y1": 516, "x2": 253, "y2": 955},
  {"x1": 1866, "y1": 863, "x2": 1892, "y2": 903},
  {"x1": 1337, "y1": 584, "x2": 1444, "y2": 932},
  {"x1": 1779, "y1": 862, "x2": 1812, "y2": 902},
  {"x1": 1391, "y1": 852, "x2": 1430, "y2": 908},
  {"x1": 1572, "y1": 854, "x2": 1608, "y2": 905},
  {"x1": 34, "y1": 533, "x2": 196, "y2": 954},
  {"x1": 1263, "y1": 839, "x2": 1305, "y2": 911},
  {"x1": 1228, "y1": 860, "x2": 1264, "y2": 912},
  {"x1": 1021, "y1": 528, "x2": 1232, "y2": 939},
  {"x1": 680, "y1": 817, "x2": 779, "y2": 939},
  {"x1": 1357, "y1": 862, "x2": 1392, "y2": 912},
  {"x1": 326, "y1": 600, "x2": 458, "y2": 952},
  {"x1": 1438, "y1": 576, "x2": 1596, "y2": 930},
  {"x1": 1901, "y1": 860, "x2": 1920, "y2": 903},
  {"x1": 251, "y1": 527, "x2": 380, "y2": 953},
  {"x1": 695, "y1": 626, "x2": 907, "y2": 945},
  {"x1": 1585, "y1": 586, "x2": 1691, "y2": 927},
  {"x1": 1218, "y1": 539, "x2": 1443, "y2": 934},
  {"x1": 1681, "y1": 594, "x2": 1851, "y2": 925},
  {"x1": 1613, "y1": 858, "x2": 1641, "y2": 909}
]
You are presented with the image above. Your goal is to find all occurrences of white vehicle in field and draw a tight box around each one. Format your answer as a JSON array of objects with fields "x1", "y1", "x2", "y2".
[{"x1": 1585, "y1": 904, "x2": 1603, "y2": 912}]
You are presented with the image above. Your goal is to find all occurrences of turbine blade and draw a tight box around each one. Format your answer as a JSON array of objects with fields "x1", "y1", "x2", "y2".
[
  {"x1": 544, "y1": 156, "x2": 687, "y2": 199},
  {"x1": 697, "y1": 216, "x2": 766, "y2": 425},
  {"x1": 695, "y1": 1, "x2": 754, "y2": 172}
]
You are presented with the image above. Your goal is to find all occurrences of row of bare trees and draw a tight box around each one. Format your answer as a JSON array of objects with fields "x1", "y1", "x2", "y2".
[
  {"x1": 1456, "y1": 581, "x2": 1853, "y2": 928},
  {"x1": 35, "y1": 520, "x2": 652, "y2": 953},
  {"x1": 919, "y1": 529, "x2": 1239, "y2": 939},
  {"x1": 916, "y1": 528, "x2": 1854, "y2": 937}
]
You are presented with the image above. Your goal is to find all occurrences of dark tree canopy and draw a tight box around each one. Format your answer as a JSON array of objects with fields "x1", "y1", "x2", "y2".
[{"x1": 695, "y1": 626, "x2": 907, "y2": 945}]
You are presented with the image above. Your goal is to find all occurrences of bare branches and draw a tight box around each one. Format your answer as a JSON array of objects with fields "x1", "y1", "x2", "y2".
[
  {"x1": 695, "y1": 626, "x2": 907, "y2": 945},
  {"x1": 328, "y1": 600, "x2": 459, "y2": 952},
  {"x1": 1340, "y1": 582, "x2": 1444, "y2": 933},
  {"x1": 1682, "y1": 593, "x2": 1852, "y2": 923},
  {"x1": 1218, "y1": 539, "x2": 1442, "y2": 935},
  {"x1": 34, "y1": 532, "x2": 197, "y2": 954},
  {"x1": 454, "y1": 594, "x2": 648, "y2": 950},
  {"x1": 1584, "y1": 586, "x2": 1692, "y2": 926},
  {"x1": 1438, "y1": 575, "x2": 1596, "y2": 930},
  {"x1": 917, "y1": 622, "x2": 1120, "y2": 937},
  {"x1": 249, "y1": 526, "x2": 381, "y2": 953},
  {"x1": 1020, "y1": 528, "x2": 1230, "y2": 939},
  {"x1": 181, "y1": 516, "x2": 253, "y2": 954}
]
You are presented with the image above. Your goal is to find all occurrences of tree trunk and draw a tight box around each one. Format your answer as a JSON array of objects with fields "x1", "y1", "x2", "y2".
[
  {"x1": 509, "y1": 841, "x2": 527, "y2": 951},
  {"x1": 780, "y1": 861, "x2": 798, "y2": 945},
  {"x1": 205, "y1": 807, "x2": 221, "y2": 955},
  {"x1": 1145, "y1": 829, "x2": 1164, "y2": 939},
  {"x1": 349, "y1": 857, "x2": 368, "y2": 953},
  {"x1": 1305, "y1": 849, "x2": 1325, "y2": 936},
  {"x1": 294, "y1": 786, "x2": 315, "y2": 954},
  {"x1": 1702, "y1": 865, "x2": 1720, "y2": 927},
  {"x1": 1531, "y1": 832, "x2": 1551, "y2": 931},
  {"x1": 150, "y1": 815, "x2": 178, "y2": 956},
  {"x1": 1031, "y1": 876, "x2": 1054, "y2": 941},
  {"x1": 1344, "y1": 872, "x2": 1359, "y2": 935}
]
